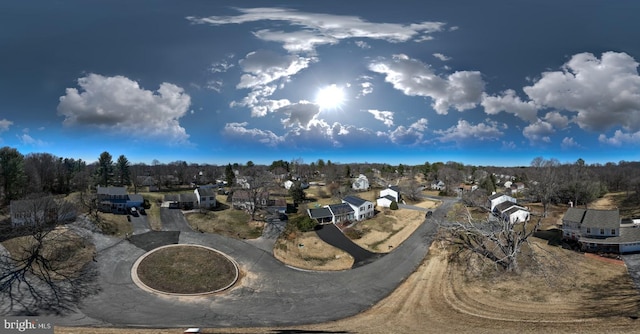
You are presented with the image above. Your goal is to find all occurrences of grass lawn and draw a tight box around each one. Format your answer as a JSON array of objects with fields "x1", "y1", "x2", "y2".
[
  {"x1": 136, "y1": 245, "x2": 237, "y2": 294},
  {"x1": 185, "y1": 207, "x2": 261, "y2": 239},
  {"x1": 95, "y1": 212, "x2": 132, "y2": 237}
]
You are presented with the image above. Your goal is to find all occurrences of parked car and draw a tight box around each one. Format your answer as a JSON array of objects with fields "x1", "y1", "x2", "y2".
[{"x1": 130, "y1": 207, "x2": 138, "y2": 216}]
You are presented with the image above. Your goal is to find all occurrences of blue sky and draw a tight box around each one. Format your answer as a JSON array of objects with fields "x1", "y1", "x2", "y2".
[{"x1": 1, "y1": 0, "x2": 640, "y2": 166}]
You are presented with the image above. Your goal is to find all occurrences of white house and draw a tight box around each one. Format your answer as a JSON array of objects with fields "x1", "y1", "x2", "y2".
[
  {"x1": 194, "y1": 187, "x2": 217, "y2": 208},
  {"x1": 489, "y1": 193, "x2": 529, "y2": 224},
  {"x1": 488, "y1": 193, "x2": 517, "y2": 212},
  {"x1": 430, "y1": 180, "x2": 446, "y2": 191},
  {"x1": 352, "y1": 174, "x2": 369, "y2": 191},
  {"x1": 380, "y1": 186, "x2": 401, "y2": 202},
  {"x1": 376, "y1": 195, "x2": 395, "y2": 208},
  {"x1": 283, "y1": 180, "x2": 294, "y2": 190},
  {"x1": 342, "y1": 195, "x2": 374, "y2": 221}
]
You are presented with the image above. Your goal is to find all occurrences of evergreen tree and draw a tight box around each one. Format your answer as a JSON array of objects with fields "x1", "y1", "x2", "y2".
[
  {"x1": 97, "y1": 151, "x2": 113, "y2": 187},
  {"x1": 225, "y1": 163, "x2": 234, "y2": 186},
  {"x1": 0, "y1": 146, "x2": 26, "y2": 204},
  {"x1": 115, "y1": 155, "x2": 131, "y2": 187}
]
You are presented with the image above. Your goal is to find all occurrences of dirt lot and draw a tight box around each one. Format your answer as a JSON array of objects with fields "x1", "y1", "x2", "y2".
[{"x1": 56, "y1": 192, "x2": 640, "y2": 333}]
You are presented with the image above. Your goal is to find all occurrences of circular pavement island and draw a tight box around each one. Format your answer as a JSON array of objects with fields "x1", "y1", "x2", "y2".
[{"x1": 132, "y1": 244, "x2": 239, "y2": 295}]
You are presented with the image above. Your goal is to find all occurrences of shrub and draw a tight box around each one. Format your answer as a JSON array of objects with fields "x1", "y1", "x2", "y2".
[
  {"x1": 390, "y1": 201, "x2": 399, "y2": 210},
  {"x1": 344, "y1": 228, "x2": 364, "y2": 240},
  {"x1": 291, "y1": 215, "x2": 318, "y2": 232}
]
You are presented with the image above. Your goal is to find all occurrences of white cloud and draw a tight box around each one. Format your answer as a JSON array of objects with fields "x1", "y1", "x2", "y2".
[
  {"x1": 187, "y1": 8, "x2": 446, "y2": 53},
  {"x1": 524, "y1": 51, "x2": 640, "y2": 132},
  {"x1": 369, "y1": 54, "x2": 484, "y2": 114},
  {"x1": 561, "y1": 137, "x2": 581, "y2": 149},
  {"x1": 542, "y1": 111, "x2": 570, "y2": 129},
  {"x1": 237, "y1": 50, "x2": 313, "y2": 89},
  {"x1": 57, "y1": 73, "x2": 191, "y2": 144},
  {"x1": 17, "y1": 133, "x2": 47, "y2": 147},
  {"x1": 389, "y1": 118, "x2": 428, "y2": 145},
  {"x1": 0, "y1": 119, "x2": 12, "y2": 133},
  {"x1": 501, "y1": 141, "x2": 517, "y2": 150},
  {"x1": 278, "y1": 102, "x2": 321, "y2": 128},
  {"x1": 222, "y1": 122, "x2": 284, "y2": 146},
  {"x1": 231, "y1": 50, "x2": 314, "y2": 116},
  {"x1": 434, "y1": 119, "x2": 502, "y2": 143},
  {"x1": 598, "y1": 130, "x2": 640, "y2": 146},
  {"x1": 481, "y1": 90, "x2": 538, "y2": 122},
  {"x1": 367, "y1": 109, "x2": 394, "y2": 127},
  {"x1": 523, "y1": 120, "x2": 554, "y2": 143},
  {"x1": 354, "y1": 41, "x2": 371, "y2": 49},
  {"x1": 433, "y1": 53, "x2": 451, "y2": 61}
]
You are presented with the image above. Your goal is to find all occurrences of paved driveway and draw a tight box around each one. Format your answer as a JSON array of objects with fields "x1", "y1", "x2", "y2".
[
  {"x1": 159, "y1": 207, "x2": 193, "y2": 232},
  {"x1": 315, "y1": 223, "x2": 382, "y2": 268}
]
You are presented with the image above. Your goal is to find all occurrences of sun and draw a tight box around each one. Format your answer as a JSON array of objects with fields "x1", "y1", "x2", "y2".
[{"x1": 315, "y1": 84, "x2": 345, "y2": 110}]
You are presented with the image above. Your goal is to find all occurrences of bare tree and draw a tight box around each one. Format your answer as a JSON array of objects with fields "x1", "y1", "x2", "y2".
[
  {"x1": 439, "y1": 207, "x2": 540, "y2": 273},
  {"x1": 527, "y1": 157, "x2": 560, "y2": 217},
  {"x1": 1, "y1": 196, "x2": 97, "y2": 314}
]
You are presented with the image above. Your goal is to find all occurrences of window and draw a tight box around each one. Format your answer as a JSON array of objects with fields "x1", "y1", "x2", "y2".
[
  {"x1": 600, "y1": 229, "x2": 605, "y2": 235},
  {"x1": 611, "y1": 229, "x2": 616, "y2": 235},
  {"x1": 586, "y1": 228, "x2": 591, "y2": 234}
]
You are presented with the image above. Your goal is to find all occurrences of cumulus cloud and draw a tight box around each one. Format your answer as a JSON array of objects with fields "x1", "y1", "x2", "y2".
[
  {"x1": 561, "y1": 137, "x2": 581, "y2": 149},
  {"x1": 542, "y1": 111, "x2": 570, "y2": 129},
  {"x1": 523, "y1": 120, "x2": 554, "y2": 143},
  {"x1": 278, "y1": 102, "x2": 321, "y2": 128},
  {"x1": 0, "y1": 119, "x2": 12, "y2": 133},
  {"x1": 481, "y1": 90, "x2": 538, "y2": 122},
  {"x1": 367, "y1": 109, "x2": 394, "y2": 127},
  {"x1": 524, "y1": 51, "x2": 640, "y2": 132},
  {"x1": 598, "y1": 130, "x2": 640, "y2": 146},
  {"x1": 369, "y1": 54, "x2": 484, "y2": 114},
  {"x1": 57, "y1": 74, "x2": 191, "y2": 144},
  {"x1": 433, "y1": 53, "x2": 451, "y2": 61},
  {"x1": 434, "y1": 119, "x2": 502, "y2": 143},
  {"x1": 187, "y1": 8, "x2": 446, "y2": 54},
  {"x1": 222, "y1": 122, "x2": 284, "y2": 146},
  {"x1": 389, "y1": 118, "x2": 428, "y2": 145}
]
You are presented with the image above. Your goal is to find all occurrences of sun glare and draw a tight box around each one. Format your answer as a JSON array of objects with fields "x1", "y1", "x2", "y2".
[{"x1": 315, "y1": 84, "x2": 345, "y2": 110}]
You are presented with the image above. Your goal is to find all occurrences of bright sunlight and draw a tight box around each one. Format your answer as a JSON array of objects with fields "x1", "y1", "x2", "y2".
[{"x1": 315, "y1": 84, "x2": 345, "y2": 110}]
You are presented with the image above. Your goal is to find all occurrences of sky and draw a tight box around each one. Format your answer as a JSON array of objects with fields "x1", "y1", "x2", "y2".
[{"x1": 1, "y1": 0, "x2": 640, "y2": 167}]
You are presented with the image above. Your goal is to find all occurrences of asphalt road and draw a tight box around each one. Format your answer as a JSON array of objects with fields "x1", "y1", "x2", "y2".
[{"x1": 49, "y1": 199, "x2": 456, "y2": 329}]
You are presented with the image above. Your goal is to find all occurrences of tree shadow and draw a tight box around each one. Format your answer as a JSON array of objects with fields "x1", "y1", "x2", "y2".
[
  {"x1": 582, "y1": 273, "x2": 640, "y2": 319},
  {"x1": 1, "y1": 260, "x2": 101, "y2": 316}
]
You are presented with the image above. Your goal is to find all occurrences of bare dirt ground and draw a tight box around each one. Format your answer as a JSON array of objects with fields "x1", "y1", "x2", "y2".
[
  {"x1": 57, "y1": 193, "x2": 640, "y2": 333},
  {"x1": 273, "y1": 231, "x2": 354, "y2": 270}
]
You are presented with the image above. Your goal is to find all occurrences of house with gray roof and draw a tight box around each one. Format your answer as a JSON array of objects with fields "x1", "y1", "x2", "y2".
[
  {"x1": 342, "y1": 195, "x2": 374, "y2": 221},
  {"x1": 561, "y1": 208, "x2": 640, "y2": 253},
  {"x1": 97, "y1": 186, "x2": 143, "y2": 213}
]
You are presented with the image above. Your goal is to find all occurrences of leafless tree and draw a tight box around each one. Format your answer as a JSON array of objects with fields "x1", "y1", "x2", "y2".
[
  {"x1": 438, "y1": 206, "x2": 541, "y2": 273},
  {"x1": 401, "y1": 174, "x2": 423, "y2": 202},
  {"x1": 0, "y1": 196, "x2": 98, "y2": 315},
  {"x1": 527, "y1": 157, "x2": 560, "y2": 217}
]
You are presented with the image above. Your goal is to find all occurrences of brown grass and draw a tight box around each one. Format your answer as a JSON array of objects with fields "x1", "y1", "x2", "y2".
[
  {"x1": 136, "y1": 246, "x2": 236, "y2": 294},
  {"x1": 185, "y1": 209, "x2": 261, "y2": 239}
]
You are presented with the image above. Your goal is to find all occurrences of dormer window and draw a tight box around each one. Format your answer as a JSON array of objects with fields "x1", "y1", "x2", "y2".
[
  {"x1": 586, "y1": 228, "x2": 591, "y2": 234},
  {"x1": 600, "y1": 229, "x2": 605, "y2": 235},
  {"x1": 611, "y1": 229, "x2": 616, "y2": 235}
]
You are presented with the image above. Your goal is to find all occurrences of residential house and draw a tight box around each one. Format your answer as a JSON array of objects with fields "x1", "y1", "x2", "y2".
[
  {"x1": 430, "y1": 180, "x2": 446, "y2": 191},
  {"x1": 232, "y1": 190, "x2": 269, "y2": 211},
  {"x1": 510, "y1": 182, "x2": 526, "y2": 195},
  {"x1": 164, "y1": 193, "x2": 198, "y2": 210},
  {"x1": 10, "y1": 196, "x2": 76, "y2": 228},
  {"x1": 561, "y1": 208, "x2": 640, "y2": 253},
  {"x1": 488, "y1": 193, "x2": 529, "y2": 224},
  {"x1": 328, "y1": 203, "x2": 355, "y2": 224},
  {"x1": 380, "y1": 186, "x2": 401, "y2": 202},
  {"x1": 308, "y1": 207, "x2": 334, "y2": 224},
  {"x1": 342, "y1": 195, "x2": 374, "y2": 221},
  {"x1": 352, "y1": 174, "x2": 369, "y2": 191},
  {"x1": 97, "y1": 186, "x2": 143, "y2": 213},
  {"x1": 194, "y1": 187, "x2": 217, "y2": 209},
  {"x1": 488, "y1": 193, "x2": 517, "y2": 211},
  {"x1": 376, "y1": 195, "x2": 395, "y2": 208}
]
